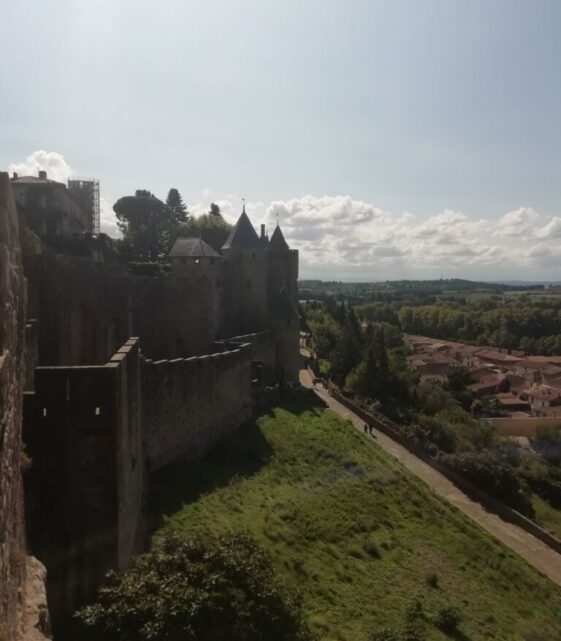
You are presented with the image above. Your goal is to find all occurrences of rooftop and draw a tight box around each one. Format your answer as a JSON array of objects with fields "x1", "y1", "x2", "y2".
[
  {"x1": 222, "y1": 209, "x2": 261, "y2": 250},
  {"x1": 269, "y1": 225, "x2": 289, "y2": 250},
  {"x1": 169, "y1": 237, "x2": 221, "y2": 258}
]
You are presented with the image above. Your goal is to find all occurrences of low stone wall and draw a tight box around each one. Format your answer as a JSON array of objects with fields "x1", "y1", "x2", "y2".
[
  {"x1": 487, "y1": 417, "x2": 561, "y2": 437},
  {"x1": 329, "y1": 388, "x2": 561, "y2": 556},
  {"x1": 143, "y1": 345, "x2": 253, "y2": 471}
]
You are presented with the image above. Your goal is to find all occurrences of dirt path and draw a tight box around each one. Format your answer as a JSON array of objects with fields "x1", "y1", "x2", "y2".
[{"x1": 299, "y1": 369, "x2": 561, "y2": 587}]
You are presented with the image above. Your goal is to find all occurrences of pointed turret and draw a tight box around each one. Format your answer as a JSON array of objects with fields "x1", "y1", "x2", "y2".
[
  {"x1": 221, "y1": 209, "x2": 261, "y2": 250},
  {"x1": 268, "y1": 224, "x2": 289, "y2": 250}
]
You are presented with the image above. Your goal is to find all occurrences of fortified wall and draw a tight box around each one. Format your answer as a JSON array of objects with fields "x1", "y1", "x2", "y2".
[
  {"x1": 0, "y1": 173, "x2": 27, "y2": 639},
  {"x1": 23, "y1": 330, "x2": 279, "y2": 631},
  {"x1": 24, "y1": 254, "x2": 221, "y2": 366},
  {"x1": 24, "y1": 339, "x2": 145, "y2": 626},
  {"x1": 143, "y1": 343, "x2": 253, "y2": 470},
  {"x1": 8, "y1": 174, "x2": 300, "y2": 638}
]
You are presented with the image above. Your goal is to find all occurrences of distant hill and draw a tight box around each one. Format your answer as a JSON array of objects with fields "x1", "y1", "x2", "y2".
[{"x1": 298, "y1": 278, "x2": 546, "y2": 298}]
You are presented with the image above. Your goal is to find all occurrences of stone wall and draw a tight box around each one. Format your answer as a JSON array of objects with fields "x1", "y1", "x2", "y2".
[
  {"x1": 23, "y1": 340, "x2": 145, "y2": 635},
  {"x1": 24, "y1": 254, "x2": 221, "y2": 367},
  {"x1": 0, "y1": 173, "x2": 27, "y2": 640},
  {"x1": 216, "y1": 331, "x2": 277, "y2": 385},
  {"x1": 143, "y1": 345, "x2": 253, "y2": 470}
]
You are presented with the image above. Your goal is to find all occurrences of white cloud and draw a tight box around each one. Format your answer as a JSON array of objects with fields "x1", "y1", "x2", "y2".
[
  {"x1": 495, "y1": 207, "x2": 539, "y2": 237},
  {"x1": 535, "y1": 217, "x2": 561, "y2": 240},
  {"x1": 9, "y1": 151, "x2": 561, "y2": 279},
  {"x1": 99, "y1": 196, "x2": 120, "y2": 237},
  {"x1": 9, "y1": 150, "x2": 74, "y2": 183}
]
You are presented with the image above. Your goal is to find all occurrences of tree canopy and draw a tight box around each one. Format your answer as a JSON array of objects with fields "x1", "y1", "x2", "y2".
[
  {"x1": 76, "y1": 533, "x2": 316, "y2": 641},
  {"x1": 209, "y1": 202, "x2": 222, "y2": 218},
  {"x1": 166, "y1": 188, "x2": 189, "y2": 222},
  {"x1": 114, "y1": 190, "x2": 179, "y2": 262},
  {"x1": 180, "y1": 213, "x2": 232, "y2": 252}
]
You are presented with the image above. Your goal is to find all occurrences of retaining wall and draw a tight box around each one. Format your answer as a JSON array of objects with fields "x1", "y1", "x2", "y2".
[{"x1": 487, "y1": 416, "x2": 561, "y2": 437}]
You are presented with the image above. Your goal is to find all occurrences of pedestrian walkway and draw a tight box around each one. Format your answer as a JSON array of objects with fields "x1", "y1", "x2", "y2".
[{"x1": 299, "y1": 368, "x2": 561, "y2": 587}]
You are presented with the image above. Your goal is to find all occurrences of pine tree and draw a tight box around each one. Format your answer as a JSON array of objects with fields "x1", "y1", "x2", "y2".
[
  {"x1": 166, "y1": 188, "x2": 188, "y2": 222},
  {"x1": 209, "y1": 202, "x2": 223, "y2": 218}
]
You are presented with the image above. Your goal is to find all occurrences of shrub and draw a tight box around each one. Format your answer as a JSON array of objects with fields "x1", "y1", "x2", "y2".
[
  {"x1": 128, "y1": 261, "x2": 169, "y2": 276},
  {"x1": 362, "y1": 540, "x2": 380, "y2": 559},
  {"x1": 442, "y1": 452, "x2": 535, "y2": 518},
  {"x1": 75, "y1": 533, "x2": 316, "y2": 641},
  {"x1": 434, "y1": 605, "x2": 462, "y2": 634},
  {"x1": 425, "y1": 572, "x2": 439, "y2": 588}
]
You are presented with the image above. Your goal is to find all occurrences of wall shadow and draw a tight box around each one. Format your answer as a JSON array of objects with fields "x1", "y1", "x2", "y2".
[{"x1": 148, "y1": 391, "x2": 325, "y2": 534}]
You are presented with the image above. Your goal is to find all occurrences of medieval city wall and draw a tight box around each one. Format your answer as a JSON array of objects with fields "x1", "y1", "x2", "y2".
[
  {"x1": 23, "y1": 254, "x2": 221, "y2": 367},
  {"x1": 23, "y1": 340, "x2": 145, "y2": 633},
  {"x1": 142, "y1": 345, "x2": 253, "y2": 470},
  {"x1": 0, "y1": 173, "x2": 27, "y2": 640},
  {"x1": 216, "y1": 331, "x2": 277, "y2": 384}
]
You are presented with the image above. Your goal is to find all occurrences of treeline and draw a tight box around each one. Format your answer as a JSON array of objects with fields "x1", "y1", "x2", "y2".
[
  {"x1": 111, "y1": 188, "x2": 231, "y2": 267},
  {"x1": 304, "y1": 302, "x2": 414, "y2": 420},
  {"x1": 356, "y1": 298, "x2": 561, "y2": 355},
  {"x1": 303, "y1": 299, "x2": 561, "y2": 523}
]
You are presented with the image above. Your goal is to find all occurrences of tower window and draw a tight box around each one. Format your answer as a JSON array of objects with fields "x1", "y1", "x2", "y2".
[{"x1": 195, "y1": 258, "x2": 200, "y2": 265}]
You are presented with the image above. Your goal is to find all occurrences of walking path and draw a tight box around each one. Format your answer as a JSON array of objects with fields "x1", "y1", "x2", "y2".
[{"x1": 299, "y1": 367, "x2": 561, "y2": 587}]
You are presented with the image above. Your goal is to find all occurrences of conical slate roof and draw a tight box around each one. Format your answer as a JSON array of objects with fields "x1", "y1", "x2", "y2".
[
  {"x1": 222, "y1": 209, "x2": 261, "y2": 250},
  {"x1": 169, "y1": 237, "x2": 221, "y2": 258},
  {"x1": 269, "y1": 225, "x2": 289, "y2": 250}
]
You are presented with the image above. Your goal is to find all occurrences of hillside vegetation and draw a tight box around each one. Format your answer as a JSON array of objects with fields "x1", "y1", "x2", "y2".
[{"x1": 151, "y1": 395, "x2": 561, "y2": 641}]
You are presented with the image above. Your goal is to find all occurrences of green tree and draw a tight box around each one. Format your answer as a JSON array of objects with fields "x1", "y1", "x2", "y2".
[
  {"x1": 209, "y1": 202, "x2": 223, "y2": 218},
  {"x1": 114, "y1": 190, "x2": 179, "y2": 262},
  {"x1": 330, "y1": 316, "x2": 362, "y2": 384},
  {"x1": 76, "y1": 533, "x2": 316, "y2": 641},
  {"x1": 179, "y1": 214, "x2": 232, "y2": 251},
  {"x1": 166, "y1": 188, "x2": 189, "y2": 222}
]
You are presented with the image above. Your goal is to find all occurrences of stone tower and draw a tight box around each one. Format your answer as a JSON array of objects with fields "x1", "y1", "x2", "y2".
[
  {"x1": 221, "y1": 207, "x2": 268, "y2": 336},
  {"x1": 267, "y1": 224, "x2": 300, "y2": 381},
  {"x1": 168, "y1": 237, "x2": 223, "y2": 354}
]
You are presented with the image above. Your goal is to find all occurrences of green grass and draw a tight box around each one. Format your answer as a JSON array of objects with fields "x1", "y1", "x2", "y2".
[
  {"x1": 150, "y1": 394, "x2": 561, "y2": 641},
  {"x1": 532, "y1": 493, "x2": 561, "y2": 540}
]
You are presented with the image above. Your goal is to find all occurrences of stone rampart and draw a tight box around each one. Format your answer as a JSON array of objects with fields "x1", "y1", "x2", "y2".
[
  {"x1": 23, "y1": 254, "x2": 221, "y2": 368},
  {"x1": 0, "y1": 172, "x2": 27, "y2": 639},
  {"x1": 23, "y1": 339, "x2": 145, "y2": 635},
  {"x1": 216, "y1": 331, "x2": 277, "y2": 384},
  {"x1": 143, "y1": 345, "x2": 253, "y2": 470}
]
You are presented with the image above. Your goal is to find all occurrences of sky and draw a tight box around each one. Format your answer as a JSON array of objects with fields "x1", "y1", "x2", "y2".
[{"x1": 2, "y1": 0, "x2": 561, "y2": 281}]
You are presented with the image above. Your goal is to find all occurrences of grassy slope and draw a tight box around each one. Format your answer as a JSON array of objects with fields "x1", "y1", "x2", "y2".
[
  {"x1": 151, "y1": 395, "x2": 561, "y2": 641},
  {"x1": 532, "y1": 493, "x2": 561, "y2": 540}
]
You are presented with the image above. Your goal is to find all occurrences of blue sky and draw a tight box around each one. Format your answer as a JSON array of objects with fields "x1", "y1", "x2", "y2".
[{"x1": 2, "y1": 0, "x2": 561, "y2": 280}]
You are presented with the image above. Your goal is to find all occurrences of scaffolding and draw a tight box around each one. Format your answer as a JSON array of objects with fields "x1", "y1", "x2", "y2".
[{"x1": 68, "y1": 177, "x2": 100, "y2": 234}]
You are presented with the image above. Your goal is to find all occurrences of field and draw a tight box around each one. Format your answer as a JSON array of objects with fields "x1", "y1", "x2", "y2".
[{"x1": 150, "y1": 394, "x2": 561, "y2": 641}]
